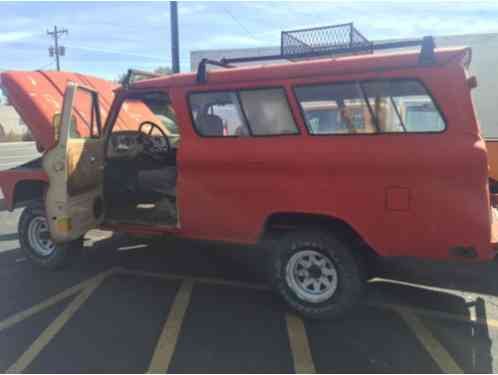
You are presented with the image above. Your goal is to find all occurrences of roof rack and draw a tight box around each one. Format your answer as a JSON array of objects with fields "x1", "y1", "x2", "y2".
[
  {"x1": 121, "y1": 69, "x2": 162, "y2": 88},
  {"x1": 196, "y1": 59, "x2": 233, "y2": 84},
  {"x1": 196, "y1": 23, "x2": 436, "y2": 84}
]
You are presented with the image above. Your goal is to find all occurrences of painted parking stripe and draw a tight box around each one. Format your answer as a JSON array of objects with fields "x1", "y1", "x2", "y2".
[
  {"x1": 286, "y1": 313, "x2": 316, "y2": 374},
  {"x1": 372, "y1": 277, "x2": 497, "y2": 299},
  {"x1": 371, "y1": 302, "x2": 498, "y2": 330},
  {"x1": 147, "y1": 278, "x2": 194, "y2": 373},
  {"x1": 121, "y1": 269, "x2": 270, "y2": 291},
  {"x1": 125, "y1": 269, "x2": 498, "y2": 329},
  {"x1": 7, "y1": 273, "x2": 107, "y2": 372},
  {"x1": 396, "y1": 307, "x2": 464, "y2": 374},
  {"x1": 0, "y1": 268, "x2": 117, "y2": 333}
]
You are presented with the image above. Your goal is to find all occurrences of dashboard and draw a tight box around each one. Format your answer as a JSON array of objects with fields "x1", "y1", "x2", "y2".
[{"x1": 107, "y1": 131, "x2": 169, "y2": 159}]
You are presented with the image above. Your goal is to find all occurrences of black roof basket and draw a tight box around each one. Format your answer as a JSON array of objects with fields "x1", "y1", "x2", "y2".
[
  {"x1": 196, "y1": 23, "x2": 435, "y2": 84},
  {"x1": 121, "y1": 69, "x2": 162, "y2": 88}
]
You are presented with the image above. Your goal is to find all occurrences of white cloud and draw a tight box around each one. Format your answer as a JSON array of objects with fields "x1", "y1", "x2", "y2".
[
  {"x1": 0, "y1": 31, "x2": 35, "y2": 44},
  {"x1": 179, "y1": 4, "x2": 207, "y2": 16},
  {"x1": 194, "y1": 34, "x2": 262, "y2": 50}
]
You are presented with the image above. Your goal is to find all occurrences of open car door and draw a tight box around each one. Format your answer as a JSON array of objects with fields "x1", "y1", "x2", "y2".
[{"x1": 43, "y1": 83, "x2": 105, "y2": 243}]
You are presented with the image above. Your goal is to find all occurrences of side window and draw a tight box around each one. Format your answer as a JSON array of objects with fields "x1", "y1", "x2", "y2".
[
  {"x1": 70, "y1": 88, "x2": 100, "y2": 139},
  {"x1": 189, "y1": 91, "x2": 249, "y2": 136},
  {"x1": 362, "y1": 80, "x2": 445, "y2": 133},
  {"x1": 239, "y1": 88, "x2": 298, "y2": 135},
  {"x1": 295, "y1": 83, "x2": 376, "y2": 134}
]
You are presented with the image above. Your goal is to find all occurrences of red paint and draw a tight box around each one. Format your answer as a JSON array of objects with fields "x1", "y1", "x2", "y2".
[
  {"x1": 0, "y1": 169, "x2": 48, "y2": 211},
  {"x1": 1, "y1": 47, "x2": 496, "y2": 261}
]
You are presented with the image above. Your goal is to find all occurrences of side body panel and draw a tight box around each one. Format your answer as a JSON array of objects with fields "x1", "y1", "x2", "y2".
[{"x1": 171, "y1": 62, "x2": 493, "y2": 261}]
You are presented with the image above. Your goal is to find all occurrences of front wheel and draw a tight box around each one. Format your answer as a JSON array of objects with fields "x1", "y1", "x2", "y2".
[
  {"x1": 18, "y1": 201, "x2": 83, "y2": 270},
  {"x1": 268, "y1": 230, "x2": 366, "y2": 320}
]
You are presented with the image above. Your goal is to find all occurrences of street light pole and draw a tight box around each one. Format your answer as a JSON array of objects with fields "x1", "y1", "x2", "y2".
[{"x1": 170, "y1": 1, "x2": 180, "y2": 73}]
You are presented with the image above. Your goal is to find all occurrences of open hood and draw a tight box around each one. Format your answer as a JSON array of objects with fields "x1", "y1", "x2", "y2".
[{"x1": 0, "y1": 71, "x2": 119, "y2": 151}]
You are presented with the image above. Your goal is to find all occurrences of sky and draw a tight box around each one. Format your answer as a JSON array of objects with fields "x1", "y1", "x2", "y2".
[{"x1": 1, "y1": 1, "x2": 498, "y2": 81}]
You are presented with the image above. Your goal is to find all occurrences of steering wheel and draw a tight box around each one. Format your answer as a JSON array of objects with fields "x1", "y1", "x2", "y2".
[{"x1": 138, "y1": 121, "x2": 171, "y2": 159}]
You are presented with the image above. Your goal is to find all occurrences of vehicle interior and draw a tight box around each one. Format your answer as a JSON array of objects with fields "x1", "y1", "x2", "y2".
[
  {"x1": 189, "y1": 91, "x2": 251, "y2": 136},
  {"x1": 103, "y1": 91, "x2": 180, "y2": 226}
]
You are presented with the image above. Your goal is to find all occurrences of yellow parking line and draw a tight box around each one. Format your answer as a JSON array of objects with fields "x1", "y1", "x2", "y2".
[
  {"x1": 395, "y1": 307, "x2": 464, "y2": 374},
  {"x1": 7, "y1": 272, "x2": 107, "y2": 372},
  {"x1": 0, "y1": 268, "x2": 116, "y2": 333},
  {"x1": 286, "y1": 313, "x2": 316, "y2": 374},
  {"x1": 371, "y1": 302, "x2": 498, "y2": 330},
  {"x1": 147, "y1": 278, "x2": 194, "y2": 373},
  {"x1": 120, "y1": 269, "x2": 270, "y2": 291}
]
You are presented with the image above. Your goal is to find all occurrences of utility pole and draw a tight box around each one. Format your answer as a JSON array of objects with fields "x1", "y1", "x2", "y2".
[
  {"x1": 170, "y1": 1, "x2": 180, "y2": 73},
  {"x1": 47, "y1": 26, "x2": 68, "y2": 71}
]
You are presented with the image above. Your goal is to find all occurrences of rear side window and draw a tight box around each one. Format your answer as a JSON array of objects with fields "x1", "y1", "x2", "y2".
[
  {"x1": 362, "y1": 80, "x2": 445, "y2": 133},
  {"x1": 188, "y1": 88, "x2": 298, "y2": 137},
  {"x1": 239, "y1": 88, "x2": 298, "y2": 135},
  {"x1": 295, "y1": 83, "x2": 376, "y2": 134},
  {"x1": 295, "y1": 79, "x2": 445, "y2": 134}
]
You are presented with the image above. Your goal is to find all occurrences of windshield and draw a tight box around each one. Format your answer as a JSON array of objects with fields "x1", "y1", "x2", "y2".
[{"x1": 112, "y1": 92, "x2": 179, "y2": 138}]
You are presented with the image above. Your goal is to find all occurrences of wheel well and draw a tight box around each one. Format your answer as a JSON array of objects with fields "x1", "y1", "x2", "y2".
[
  {"x1": 262, "y1": 212, "x2": 378, "y2": 259},
  {"x1": 13, "y1": 180, "x2": 46, "y2": 207}
]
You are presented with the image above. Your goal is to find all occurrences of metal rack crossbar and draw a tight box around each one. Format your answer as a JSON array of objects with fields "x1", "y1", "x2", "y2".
[{"x1": 193, "y1": 23, "x2": 436, "y2": 84}]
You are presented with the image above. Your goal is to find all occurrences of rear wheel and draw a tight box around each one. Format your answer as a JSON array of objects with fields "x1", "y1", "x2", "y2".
[
  {"x1": 19, "y1": 201, "x2": 82, "y2": 270},
  {"x1": 268, "y1": 229, "x2": 366, "y2": 320}
]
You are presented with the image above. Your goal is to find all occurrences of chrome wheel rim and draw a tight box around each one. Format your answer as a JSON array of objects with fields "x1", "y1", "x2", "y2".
[
  {"x1": 285, "y1": 249, "x2": 338, "y2": 304},
  {"x1": 27, "y1": 216, "x2": 55, "y2": 257}
]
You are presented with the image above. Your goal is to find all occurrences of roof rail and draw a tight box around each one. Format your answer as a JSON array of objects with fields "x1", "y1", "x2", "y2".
[
  {"x1": 122, "y1": 69, "x2": 161, "y2": 88},
  {"x1": 196, "y1": 23, "x2": 436, "y2": 83}
]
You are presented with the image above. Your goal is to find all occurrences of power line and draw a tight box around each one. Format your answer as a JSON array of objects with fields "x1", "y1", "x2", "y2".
[{"x1": 221, "y1": 6, "x2": 259, "y2": 42}]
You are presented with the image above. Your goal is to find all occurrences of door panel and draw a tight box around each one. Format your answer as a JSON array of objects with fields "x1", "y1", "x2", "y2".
[
  {"x1": 67, "y1": 140, "x2": 104, "y2": 196},
  {"x1": 43, "y1": 83, "x2": 105, "y2": 243}
]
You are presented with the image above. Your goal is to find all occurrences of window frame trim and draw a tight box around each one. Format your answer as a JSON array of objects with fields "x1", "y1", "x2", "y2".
[
  {"x1": 292, "y1": 77, "x2": 448, "y2": 136},
  {"x1": 186, "y1": 86, "x2": 301, "y2": 138}
]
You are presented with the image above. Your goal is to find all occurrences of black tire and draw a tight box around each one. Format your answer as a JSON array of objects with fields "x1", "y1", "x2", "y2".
[
  {"x1": 18, "y1": 201, "x2": 83, "y2": 270},
  {"x1": 268, "y1": 229, "x2": 366, "y2": 320}
]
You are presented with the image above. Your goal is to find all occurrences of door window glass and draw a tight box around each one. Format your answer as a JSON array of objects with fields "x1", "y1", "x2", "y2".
[
  {"x1": 70, "y1": 88, "x2": 100, "y2": 139},
  {"x1": 189, "y1": 91, "x2": 249, "y2": 136}
]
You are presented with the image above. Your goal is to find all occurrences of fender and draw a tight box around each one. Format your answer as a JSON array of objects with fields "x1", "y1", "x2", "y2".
[{"x1": 0, "y1": 166, "x2": 48, "y2": 211}]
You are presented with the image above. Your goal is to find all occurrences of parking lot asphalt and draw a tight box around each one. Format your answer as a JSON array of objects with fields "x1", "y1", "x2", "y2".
[{"x1": 1, "y1": 208, "x2": 498, "y2": 373}]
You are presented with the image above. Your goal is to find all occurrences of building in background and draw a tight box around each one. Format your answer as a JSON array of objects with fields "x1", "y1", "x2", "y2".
[
  {"x1": 191, "y1": 33, "x2": 498, "y2": 138},
  {"x1": 0, "y1": 104, "x2": 26, "y2": 137}
]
